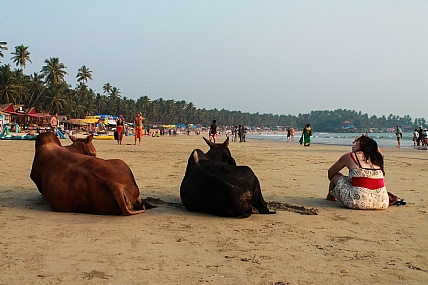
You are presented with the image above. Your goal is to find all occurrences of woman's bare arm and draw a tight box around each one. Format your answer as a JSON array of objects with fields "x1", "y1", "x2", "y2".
[{"x1": 328, "y1": 153, "x2": 349, "y2": 180}]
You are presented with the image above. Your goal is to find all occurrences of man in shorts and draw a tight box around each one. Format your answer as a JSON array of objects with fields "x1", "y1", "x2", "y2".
[
  {"x1": 134, "y1": 112, "x2": 144, "y2": 146},
  {"x1": 50, "y1": 113, "x2": 58, "y2": 132},
  {"x1": 209, "y1": 120, "x2": 217, "y2": 143}
]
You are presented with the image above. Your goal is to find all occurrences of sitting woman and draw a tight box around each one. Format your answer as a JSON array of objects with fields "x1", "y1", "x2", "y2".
[{"x1": 327, "y1": 135, "x2": 389, "y2": 210}]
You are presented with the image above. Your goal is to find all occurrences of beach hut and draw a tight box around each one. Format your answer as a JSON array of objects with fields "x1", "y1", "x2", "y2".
[
  {"x1": 0, "y1": 110, "x2": 11, "y2": 126},
  {"x1": 25, "y1": 107, "x2": 50, "y2": 128},
  {"x1": 0, "y1": 104, "x2": 50, "y2": 131},
  {"x1": 1, "y1": 103, "x2": 26, "y2": 125}
]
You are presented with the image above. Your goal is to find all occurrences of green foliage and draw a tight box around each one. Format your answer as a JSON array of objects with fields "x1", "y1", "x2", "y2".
[
  {"x1": 0, "y1": 52, "x2": 425, "y2": 131},
  {"x1": 10, "y1": 44, "x2": 32, "y2": 71},
  {"x1": 0, "y1": 42, "x2": 8, "y2": 62}
]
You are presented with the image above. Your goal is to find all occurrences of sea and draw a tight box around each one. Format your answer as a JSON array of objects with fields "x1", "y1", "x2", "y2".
[{"x1": 246, "y1": 132, "x2": 419, "y2": 149}]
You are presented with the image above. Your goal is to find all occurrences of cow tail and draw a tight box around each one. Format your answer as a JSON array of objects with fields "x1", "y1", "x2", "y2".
[
  {"x1": 114, "y1": 186, "x2": 146, "y2": 215},
  {"x1": 225, "y1": 183, "x2": 252, "y2": 218},
  {"x1": 253, "y1": 181, "x2": 275, "y2": 214}
]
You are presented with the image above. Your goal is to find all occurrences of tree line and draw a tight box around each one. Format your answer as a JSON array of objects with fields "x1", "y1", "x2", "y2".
[{"x1": 0, "y1": 42, "x2": 426, "y2": 132}]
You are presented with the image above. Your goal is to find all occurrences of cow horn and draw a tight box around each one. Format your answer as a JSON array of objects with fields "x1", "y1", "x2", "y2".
[
  {"x1": 223, "y1": 136, "x2": 230, "y2": 148},
  {"x1": 203, "y1": 137, "x2": 215, "y2": 148}
]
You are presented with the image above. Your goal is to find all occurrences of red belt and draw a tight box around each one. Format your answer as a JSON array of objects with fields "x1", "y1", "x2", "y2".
[{"x1": 352, "y1": 177, "x2": 385, "y2": 190}]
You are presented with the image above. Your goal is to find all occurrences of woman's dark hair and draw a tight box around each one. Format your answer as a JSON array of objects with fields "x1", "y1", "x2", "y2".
[{"x1": 356, "y1": 135, "x2": 385, "y2": 175}]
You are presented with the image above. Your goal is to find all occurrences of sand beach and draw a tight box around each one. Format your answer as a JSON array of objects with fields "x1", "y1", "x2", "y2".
[{"x1": 0, "y1": 133, "x2": 427, "y2": 284}]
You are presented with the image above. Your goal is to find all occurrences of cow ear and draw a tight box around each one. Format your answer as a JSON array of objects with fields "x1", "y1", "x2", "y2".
[
  {"x1": 87, "y1": 134, "x2": 93, "y2": 142},
  {"x1": 223, "y1": 136, "x2": 230, "y2": 148},
  {"x1": 203, "y1": 137, "x2": 214, "y2": 148},
  {"x1": 192, "y1": 150, "x2": 200, "y2": 163},
  {"x1": 69, "y1": 135, "x2": 77, "y2": 142}
]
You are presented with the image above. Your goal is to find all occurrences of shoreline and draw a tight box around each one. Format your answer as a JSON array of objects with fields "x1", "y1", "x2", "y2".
[{"x1": 246, "y1": 132, "x2": 426, "y2": 150}]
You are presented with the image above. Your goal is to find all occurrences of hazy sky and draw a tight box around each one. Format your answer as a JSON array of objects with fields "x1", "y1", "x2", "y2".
[{"x1": 1, "y1": 1, "x2": 427, "y2": 119}]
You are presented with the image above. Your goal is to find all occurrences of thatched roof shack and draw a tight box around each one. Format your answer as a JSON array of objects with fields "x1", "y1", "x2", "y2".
[{"x1": 61, "y1": 117, "x2": 100, "y2": 132}]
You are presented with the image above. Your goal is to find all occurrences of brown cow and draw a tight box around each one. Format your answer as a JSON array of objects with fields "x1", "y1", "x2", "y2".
[
  {"x1": 65, "y1": 134, "x2": 97, "y2": 156},
  {"x1": 30, "y1": 132, "x2": 155, "y2": 215}
]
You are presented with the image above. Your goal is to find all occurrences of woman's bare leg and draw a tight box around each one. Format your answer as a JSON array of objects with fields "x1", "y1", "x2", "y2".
[{"x1": 326, "y1": 174, "x2": 341, "y2": 201}]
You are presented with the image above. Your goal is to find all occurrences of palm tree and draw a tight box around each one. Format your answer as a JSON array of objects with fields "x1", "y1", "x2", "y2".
[
  {"x1": 43, "y1": 82, "x2": 68, "y2": 114},
  {"x1": 103, "y1": 83, "x2": 112, "y2": 96},
  {"x1": 40, "y1": 57, "x2": 68, "y2": 86},
  {"x1": 28, "y1": 72, "x2": 46, "y2": 108},
  {"x1": 0, "y1": 64, "x2": 20, "y2": 104},
  {"x1": 84, "y1": 88, "x2": 97, "y2": 115},
  {"x1": 11, "y1": 68, "x2": 28, "y2": 104},
  {"x1": 136, "y1": 95, "x2": 151, "y2": 113},
  {"x1": 67, "y1": 95, "x2": 87, "y2": 118},
  {"x1": 76, "y1": 65, "x2": 93, "y2": 84},
  {"x1": 10, "y1": 44, "x2": 32, "y2": 72},
  {"x1": 0, "y1": 42, "x2": 8, "y2": 63},
  {"x1": 109, "y1": 86, "x2": 121, "y2": 114},
  {"x1": 95, "y1": 93, "x2": 107, "y2": 114}
]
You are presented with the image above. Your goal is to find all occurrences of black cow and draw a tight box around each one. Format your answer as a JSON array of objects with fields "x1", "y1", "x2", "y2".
[{"x1": 180, "y1": 137, "x2": 275, "y2": 218}]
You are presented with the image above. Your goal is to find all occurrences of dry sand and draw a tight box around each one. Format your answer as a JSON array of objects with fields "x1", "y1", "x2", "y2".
[{"x1": 0, "y1": 133, "x2": 427, "y2": 284}]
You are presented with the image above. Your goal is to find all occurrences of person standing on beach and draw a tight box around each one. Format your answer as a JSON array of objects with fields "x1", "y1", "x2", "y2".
[
  {"x1": 291, "y1": 128, "x2": 295, "y2": 142},
  {"x1": 134, "y1": 112, "x2": 143, "y2": 146},
  {"x1": 50, "y1": 113, "x2": 58, "y2": 132},
  {"x1": 422, "y1": 128, "x2": 428, "y2": 146},
  {"x1": 209, "y1": 120, "x2": 217, "y2": 143},
  {"x1": 417, "y1": 126, "x2": 424, "y2": 146},
  {"x1": 116, "y1": 115, "x2": 124, "y2": 145},
  {"x1": 300, "y1": 124, "x2": 312, "y2": 146},
  {"x1": 395, "y1": 125, "x2": 403, "y2": 148},
  {"x1": 242, "y1": 126, "x2": 247, "y2": 142},
  {"x1": 413, "y1": 129, "x2": 419, "y2": 146},
  {"x1": 238, "y1": 125, "x2": 242, "y2": 142},
  {"x1": 286, "y1": 127, "x2": 291, "y2": 142}
]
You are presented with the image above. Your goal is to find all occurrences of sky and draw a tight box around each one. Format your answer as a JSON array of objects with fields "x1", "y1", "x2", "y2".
[{"x1": 1, "y1": 1, "x2": 427, "y2": 119}]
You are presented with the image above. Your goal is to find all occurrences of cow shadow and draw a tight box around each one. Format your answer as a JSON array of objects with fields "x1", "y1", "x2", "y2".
[
  {"x1": 146, "y1": 196, "x2": 330, "y2": 216},
  {"x1": 0, "y1": 186, "x2": 52, "y2": 212},
  {"x1": 0, "y1": 186, "x2": 189, "y2": 216},
  {"x1": 0, "y1": 186, "x2": 339, "y2": 216},
  {"x1": 269, "y1": 196, "x2": 349, "y2": 212}
]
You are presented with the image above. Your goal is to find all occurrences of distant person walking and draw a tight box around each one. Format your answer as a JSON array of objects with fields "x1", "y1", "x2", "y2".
[
  {"x1": 238, "y1": 125, "x2": 242, "y2": 142},
  {"x1": 241, "y1": 125, "x2": 247, "y2": 142},
  {"x1": 395, "y1": 125, "x2": 403, "y2": 148},
  {"x1": 291, "y1": 128, "x2": 295, "y2": 142},
  {"x1": 286, "y1": 127, "x2": 291, "y2": 142},
  {"x1": 134, "y1": 112, "x2": 144, "y2": 146},
  {"x1": 300, "y1": 124, "x2": 312, "y2": 146},
  {"x1": 209, "y1": 120, "x2": 217, "y2": 143},
  {"x1": 234, "y1": 126, "x2": 239, "y2": 142},
  {"x1": 417, "y1": 126, "x2": 424, "y2": 146},
  {"x1": 231, "y1": 127, "x2": 236, "y2": 142},
  {"x1": 413, "y1": 129, "x2": 419, "y2": 146},
  {"x1": 116, "y1": 115, "x2": 124, "y2": 145},
  {"x1": 422, "y1": 127, "x2": 428, "y2": 146}
]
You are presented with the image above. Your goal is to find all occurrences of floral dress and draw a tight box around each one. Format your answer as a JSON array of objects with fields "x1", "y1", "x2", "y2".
[{"x1": 330, "y1": 156, "x2": 389, "y2": 210}]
